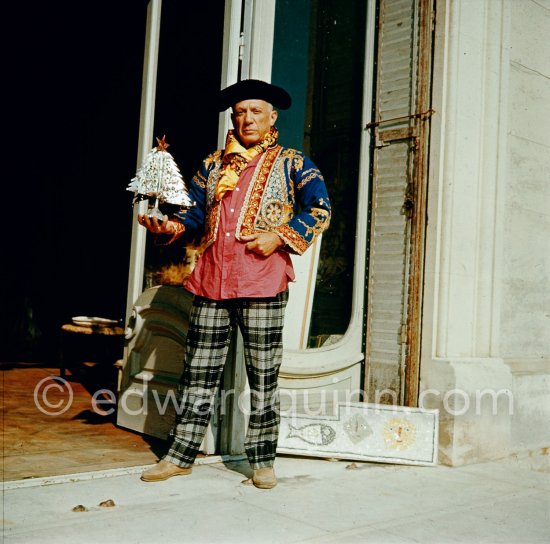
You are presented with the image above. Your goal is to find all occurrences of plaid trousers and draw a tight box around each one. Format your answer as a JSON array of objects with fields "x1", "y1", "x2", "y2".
[{"x1": 164, "y1": 290, "x2": 288, "y2": 469}]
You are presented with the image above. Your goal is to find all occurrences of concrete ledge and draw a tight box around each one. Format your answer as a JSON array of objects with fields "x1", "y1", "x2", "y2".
[
  {"x1": 421, "y1": 356, "x2": 550, "y2": 466},
  {"x1": 505, "y1": 357, "x2": 550, "y2": 455},
  {"x1": 420, "y1": 357, "x2": 514, "y2": 466}
]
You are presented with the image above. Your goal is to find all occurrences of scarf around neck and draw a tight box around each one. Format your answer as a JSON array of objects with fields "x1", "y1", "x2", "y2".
[{"x1": 215, "y1": 127, "x2": 278, "y2": 201}]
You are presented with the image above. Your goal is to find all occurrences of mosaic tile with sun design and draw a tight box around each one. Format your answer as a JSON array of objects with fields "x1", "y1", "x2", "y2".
[{"x1": 383, "y1": 418, "x2": 417, "y2": 450}]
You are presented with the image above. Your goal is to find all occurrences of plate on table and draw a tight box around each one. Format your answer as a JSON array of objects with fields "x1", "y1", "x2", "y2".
[{"x1": 72, "y1": 316, "x2": 120, "y2": 327}]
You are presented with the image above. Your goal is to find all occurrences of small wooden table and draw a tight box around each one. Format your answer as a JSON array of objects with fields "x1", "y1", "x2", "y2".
[{"x1": 60, "y1": 323, "x2": 125, "y2": 378}]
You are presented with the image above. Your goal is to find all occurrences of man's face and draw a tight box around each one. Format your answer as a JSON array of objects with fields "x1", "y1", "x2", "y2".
[{"x1": 231, "y1": 99, "x2": 278, "y2": 148}]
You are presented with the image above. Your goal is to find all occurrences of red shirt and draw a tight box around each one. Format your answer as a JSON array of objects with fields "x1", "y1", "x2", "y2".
[{"x1": 184, "y1": 154, "x2": 295, "y2": 300}]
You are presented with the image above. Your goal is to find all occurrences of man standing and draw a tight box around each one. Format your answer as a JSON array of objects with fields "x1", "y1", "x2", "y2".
[{"x1": 138, "y1": 79, "x2": 331, "y2": 489}]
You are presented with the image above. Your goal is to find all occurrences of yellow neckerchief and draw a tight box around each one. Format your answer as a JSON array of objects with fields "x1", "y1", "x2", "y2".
[{"x1": 215, "y1": 127, "x2": 278, "y2": 201}]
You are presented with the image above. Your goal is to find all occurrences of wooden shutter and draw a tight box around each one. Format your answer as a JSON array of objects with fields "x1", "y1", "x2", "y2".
[{"x1": 365, "y1": 0, "x2": 433, "y2": 406}]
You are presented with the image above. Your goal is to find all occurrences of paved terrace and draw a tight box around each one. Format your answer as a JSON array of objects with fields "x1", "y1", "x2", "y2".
[{"x1": 3, "y1": 454, "x2": 549, "y2": 543}]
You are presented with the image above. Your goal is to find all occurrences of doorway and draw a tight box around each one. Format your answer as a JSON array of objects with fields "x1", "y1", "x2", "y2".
[{"x1": 2, "y1": 0, "x2": 226, "y2": 481}]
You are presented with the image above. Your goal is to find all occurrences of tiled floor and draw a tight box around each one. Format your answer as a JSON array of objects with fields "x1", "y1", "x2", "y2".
[{"x1": 1, "y1": 361, "x2": 168, "y2": 482}]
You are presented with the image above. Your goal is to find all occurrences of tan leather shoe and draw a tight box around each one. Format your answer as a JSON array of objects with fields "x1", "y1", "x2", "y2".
[
  {"x1": 252, "y1": 467, "x2": 277, "y2": 489},
  {"x1": 140, "y1": 460, "x2": 192, "y2": 482}
]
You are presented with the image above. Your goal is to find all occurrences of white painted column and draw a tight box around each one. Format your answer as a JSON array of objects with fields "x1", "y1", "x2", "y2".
[
  {"x1": 429, "y1": 0, "x2": 510, "y2": 360},
  {"x1": 249, "y1": 0, "x2": 276, "y2": 80},
  {"x1": 125, "y1": 0, "x2": 163, "y2": 325},
  {"x1": 421, "y1": 0, "x2": 514, "y2": 465},
  {"x1": 217, "y1": 0, "x2": 242, "y2": 149}
]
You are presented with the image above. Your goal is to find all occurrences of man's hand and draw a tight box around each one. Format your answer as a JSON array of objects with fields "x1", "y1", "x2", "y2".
[
  {"x1": 240, "y1": 232, "x2": 284, "y2": 257},
  {"x1": 137, "y1": 213, "x2": 184, "y2": 235}
]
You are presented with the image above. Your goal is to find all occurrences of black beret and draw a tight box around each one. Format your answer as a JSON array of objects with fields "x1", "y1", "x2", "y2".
[{"x1": 218, "y1": 79, "x2": 292, "y2": 111}]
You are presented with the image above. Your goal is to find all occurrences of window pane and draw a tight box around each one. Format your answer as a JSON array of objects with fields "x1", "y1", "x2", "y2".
[{"x1": 273, "y1": 0, "x2": 367, "y2": 348}]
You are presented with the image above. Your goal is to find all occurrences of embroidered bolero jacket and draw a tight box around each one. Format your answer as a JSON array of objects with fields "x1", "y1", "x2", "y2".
[{"x1": 174, "y1": 145, "x2": 331, "y2": 255}]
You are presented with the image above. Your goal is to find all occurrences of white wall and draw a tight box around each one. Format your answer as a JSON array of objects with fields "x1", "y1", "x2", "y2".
[
  {"x1": 500, "y1": 0, "x2": 550, "y2": 466},
  {"x1": 420, "y1": 0, "x2": 550, "y2": 466},
  {"x1": 500, "y1": 0, "x2": 550, "y2": 358}
]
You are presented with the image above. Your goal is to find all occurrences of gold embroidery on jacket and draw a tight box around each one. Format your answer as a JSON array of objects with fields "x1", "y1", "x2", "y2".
[
  {"x1": 281, "y1": 148, "x2": 304, "y2": 171},
  {"x1": 198, "y1": 147, "x2": 328, "y2": 255},
  {"x1": 204, "y1": 150, "x2": 222, "y2": 169},
  {"x1": 192, "y1": 172, "x2": 208, "y2": 189},
  {"x1": 237, "y1": 146, "x2": 282, "y2": 237},
  {"x1": 296, "y1": 169, "x2": 322, "y2": 190},
  {"x1": 277, "y1": 224, "x2": 309, "y2": 255},
  {"x1": 202, "y1": 157, "x2": 223, "y2": 249}
]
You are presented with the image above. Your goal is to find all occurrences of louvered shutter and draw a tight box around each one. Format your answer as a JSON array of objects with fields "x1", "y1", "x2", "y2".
[{"x1": 365, "y1": 0, "x2": 432, "y2": 405}]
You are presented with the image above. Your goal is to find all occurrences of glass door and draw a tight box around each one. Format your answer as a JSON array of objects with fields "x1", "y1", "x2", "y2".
[
  {"x1": 271, "y1": 0, "x2": 375, "y2": 416},
  {"x1": 117, "y1": 0, "x2": 227, "y2": 452}
]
